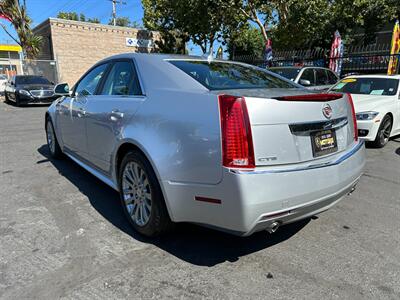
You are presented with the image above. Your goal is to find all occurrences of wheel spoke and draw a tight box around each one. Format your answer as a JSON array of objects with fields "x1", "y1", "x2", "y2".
[
  {"x1": 124, "y1": 194, "x2": 134, "y2": 205},
  {"x1": 142, "y1": 202, "x2": 149, "y2": 222}
]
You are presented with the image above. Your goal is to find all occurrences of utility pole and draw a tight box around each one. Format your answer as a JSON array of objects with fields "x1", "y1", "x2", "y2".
[{"x1": 109, "y1": 0, "x2": 127, "y2": 26}]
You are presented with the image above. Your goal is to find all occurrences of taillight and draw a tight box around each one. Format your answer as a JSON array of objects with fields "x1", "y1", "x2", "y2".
[
  {"x1": 347, "y1": 93, "x2": 358, "y2": 141},
  {"x1": 218, "y1": 95, "x2": 255, "y2": 169},
  {"x1": 274, "y1": 93, "x2": 343, "y2": 102}
]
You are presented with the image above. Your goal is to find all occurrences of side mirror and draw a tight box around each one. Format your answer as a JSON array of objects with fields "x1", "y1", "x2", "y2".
[
  {"x1": 54, "y1": 83, "x2": 70, "y2": 96},
  {"x1": 299, "y1": 79, "x2": 311, "y2": 86}
]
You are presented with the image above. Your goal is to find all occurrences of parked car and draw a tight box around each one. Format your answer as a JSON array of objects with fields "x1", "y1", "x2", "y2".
[
  {"x1": 45, "y1": 54, "x2": 365, "y2": 237},
  {"x1": 269, "y1": 66, "x2": 339, "y2": 91},
  {"x1": 4, "y1": 75, "x2": 58, "y2": 106},
  {"x1": 330, "y1": 75, "x2": 400, "y2": 148},
  {"x1": 0, "y1": 74, "x2": 8, "y2": 95}
]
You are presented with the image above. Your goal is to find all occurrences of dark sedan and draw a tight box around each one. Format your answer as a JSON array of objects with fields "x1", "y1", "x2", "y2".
[{"x1": 4, "y1": 75, "x2": 59, "y2": 106}]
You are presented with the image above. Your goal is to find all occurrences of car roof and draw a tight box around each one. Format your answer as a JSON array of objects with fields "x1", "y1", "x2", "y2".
[
  {"x1": 97, "y1": 52, "x2": 231, "y2": 65},
  {"x1": 342, "y1": 74, "x2": 400, "y2": 80}
]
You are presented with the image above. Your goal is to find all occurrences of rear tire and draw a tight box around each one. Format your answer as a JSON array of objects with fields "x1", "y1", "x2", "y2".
[
  {"x1": 372, "y1": 115, "x2": 392, "y2": 148},
  {"x1": 46, "y1": 118, "x2": 62, "y2": 158},
  {"x1": 118, "y1": 151, "x2": 173, "y2": 237}
]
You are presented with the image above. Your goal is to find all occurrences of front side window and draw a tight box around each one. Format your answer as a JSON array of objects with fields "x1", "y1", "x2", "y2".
[
  {"x1": 169, "y1": 60, "x2": 297, "y2": 90},
  {"x1": 75, "y1": 63, "x2": 108, "y2": 96},
  {"x1": 331, "y1": 77, "x2": 399, "y2": 96},
  {"x1": 100, "y1": 61, "x2": 142, "y2": 96},
  {"x1": 300, "y1": 69, "x2": 315, "y2": 86}
]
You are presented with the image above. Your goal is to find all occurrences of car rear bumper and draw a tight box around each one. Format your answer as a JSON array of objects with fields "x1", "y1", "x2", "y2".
[{"x1": 162, "y1": 141, "x2": 365, "y2": 236}]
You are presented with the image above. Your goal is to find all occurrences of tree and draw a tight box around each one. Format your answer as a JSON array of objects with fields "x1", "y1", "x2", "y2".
[
  {"x1": 225, "y1": 24, "x2": 264, "y2": 58},
  {"x1": 0, "y1": 0, "x2": 42, "y2": 59},
  {"x1": 108, "y1": 16, "x2": 140, "y2": 27},
  {"x1": 143, "y1": 0, "x2": 239, "y2": 54},
  {"x1": 142, "y1": 0, "x2": 188, "y2": 54},
  {"x1": 57, "y1": 11, "x2": 79, "y2": 21},
  {"x1": 87, "y1": 17, "x2": 100, "y2": 24},
  {"x1": 57, "y1": 11, "x2": 101, "y2": 24},
  {"x1": 270, "y1": 0, "x2": 399, "y2": 49}
]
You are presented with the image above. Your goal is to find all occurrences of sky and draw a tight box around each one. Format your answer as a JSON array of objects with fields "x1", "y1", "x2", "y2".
[{"x1": 0, "y1": 0, "x2": 204, "y2": 55}]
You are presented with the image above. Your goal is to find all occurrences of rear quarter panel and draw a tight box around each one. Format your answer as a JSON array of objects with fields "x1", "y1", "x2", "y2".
[{"x1": 119, "y1": 89, "x2": 222, "y2": 185}]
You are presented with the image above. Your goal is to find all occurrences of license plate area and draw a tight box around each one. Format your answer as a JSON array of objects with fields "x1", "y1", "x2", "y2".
[{"x1": 311, "y1": 129, "x2": 338, "y2": 157}]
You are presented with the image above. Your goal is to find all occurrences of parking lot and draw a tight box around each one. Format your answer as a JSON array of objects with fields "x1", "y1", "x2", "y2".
[{"x1": 0, "y1": 100, "x2": 399, "y2": 299}]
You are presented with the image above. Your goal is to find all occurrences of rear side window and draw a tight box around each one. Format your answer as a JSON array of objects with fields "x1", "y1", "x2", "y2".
[
  {"x1": 169, "y1": 60, "x2": 296, "y2": 90},
  {"x1": 100, "y1": 61, "x2": 142, "y2": 96}
]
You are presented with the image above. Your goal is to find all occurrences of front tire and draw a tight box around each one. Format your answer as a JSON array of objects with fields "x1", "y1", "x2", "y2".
[
  {"x1": 372, "y1": 115, "x2": 392, "y2": 148},
  {"x1": 118, "y1": 151, "x2": 172, "y2": 237},
  {"x1": 4, "y1": 92, "x2": 9, "y2": 103},
  {"x1": 46, "y1": 118, "x2": 62, "y2": 158}
]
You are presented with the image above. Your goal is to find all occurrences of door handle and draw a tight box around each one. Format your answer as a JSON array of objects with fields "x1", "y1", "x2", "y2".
[{"x1": 110, "y1": 109, "x2": 124, "y2": 121}]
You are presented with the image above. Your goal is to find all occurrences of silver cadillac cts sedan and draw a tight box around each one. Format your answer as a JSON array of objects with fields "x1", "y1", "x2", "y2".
[{"x1": 45, "y1": 54, "x2": 365, "y2": 237}]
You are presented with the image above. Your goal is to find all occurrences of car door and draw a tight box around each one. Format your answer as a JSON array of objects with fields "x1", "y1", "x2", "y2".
[
  {"x1": 56, "y1": 63, "x2": 109, "y2": 158},
  {"x1": 85, "y1": 59, "x2": 145, "y2": 175}
]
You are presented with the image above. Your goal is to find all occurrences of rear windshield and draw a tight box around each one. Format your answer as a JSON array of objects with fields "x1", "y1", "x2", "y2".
[
  {"x1": 169, "y1": 60, "x2": 297, "y2": 90},
  {"x1": 15, "y1": 76, "x2": 50, "y2": 85},
  {"x1": 269, "y1": 68, "x2": 301, "y2": 81},
  {"x1": 331, "y1": 77, "x2": 399, "y2": 96}
]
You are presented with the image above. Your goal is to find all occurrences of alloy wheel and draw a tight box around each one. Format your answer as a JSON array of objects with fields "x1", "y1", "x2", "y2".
[
  {"x1": 122, "y1": 161, "x2": 152, "y2": 226},
  {"x1": 379, "y1": 118, "x2": 392, "y2": 146}
]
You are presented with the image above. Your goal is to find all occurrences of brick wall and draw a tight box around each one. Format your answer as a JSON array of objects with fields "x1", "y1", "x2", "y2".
[{"x1": 34, "y1": 18, "x2": 160, "y2": 86}]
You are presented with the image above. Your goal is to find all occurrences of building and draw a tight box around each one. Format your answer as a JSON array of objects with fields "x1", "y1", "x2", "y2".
[
  {"x1": 0, "y1": 44, "x2": 22, "y2": 77},
  {"x1": 33, "y1": 18, "x2": 160, "y2": 85}
]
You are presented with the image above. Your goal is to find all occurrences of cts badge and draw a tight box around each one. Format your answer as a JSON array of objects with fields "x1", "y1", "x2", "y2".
[{"x1": 322, "y1": 103, "x2": 333, "y2": 119}]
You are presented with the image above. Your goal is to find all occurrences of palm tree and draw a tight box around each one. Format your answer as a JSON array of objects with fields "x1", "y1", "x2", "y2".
[{"x1": 0, "y1": 0, "x2": 42, "y2": 59}]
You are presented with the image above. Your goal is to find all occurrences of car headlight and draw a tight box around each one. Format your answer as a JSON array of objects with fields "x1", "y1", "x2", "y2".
[
  {"x1": 356, "y1": 111, "x2": 379, "y2": 121},
  {"x1": 19, "y1": 89, "x2": 31, "y2": 96}
]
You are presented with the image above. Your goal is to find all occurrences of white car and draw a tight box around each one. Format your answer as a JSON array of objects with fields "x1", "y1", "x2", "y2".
[{"x1": 330, "y1": 75, "x2": 400, "y2": 147}]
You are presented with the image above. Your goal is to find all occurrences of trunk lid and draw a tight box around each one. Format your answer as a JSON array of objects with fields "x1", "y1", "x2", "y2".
[{"x1": 215, "y1": 89, "x2": 355, "y2": 166}]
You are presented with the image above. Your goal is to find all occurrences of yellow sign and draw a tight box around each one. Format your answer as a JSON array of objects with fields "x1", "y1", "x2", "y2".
[
  {"x1": 0, "y1": 44, "x2": 22, "y2": 52},
  {"x1": 388, "y1": 21, "x2": 400, "y2": 75}
]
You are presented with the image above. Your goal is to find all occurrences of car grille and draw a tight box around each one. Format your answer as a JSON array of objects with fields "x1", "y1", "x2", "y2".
[{"x1": 29, "y1": 90, "x2": 54, "y2": 98}]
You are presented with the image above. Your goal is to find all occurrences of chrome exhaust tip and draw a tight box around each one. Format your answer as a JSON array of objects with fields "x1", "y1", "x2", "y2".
[{"x1": 266, "y1": 221, "x2": 280, "y2": 234}]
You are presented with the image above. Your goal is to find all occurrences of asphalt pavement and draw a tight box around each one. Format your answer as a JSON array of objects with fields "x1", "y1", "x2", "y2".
[{"x1": 0, "y1": 100, "x2": 399, "y2": 299}]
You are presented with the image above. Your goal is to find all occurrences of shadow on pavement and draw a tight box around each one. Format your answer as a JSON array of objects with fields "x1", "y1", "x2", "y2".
[{"x1": 37, "y1": 144, "x2": 309, "y2": 266}]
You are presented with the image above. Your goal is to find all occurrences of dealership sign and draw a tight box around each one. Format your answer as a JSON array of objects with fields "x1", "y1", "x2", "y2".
[{"x1": 126, "y1": 38, "x2": 153, "y2": 48}]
